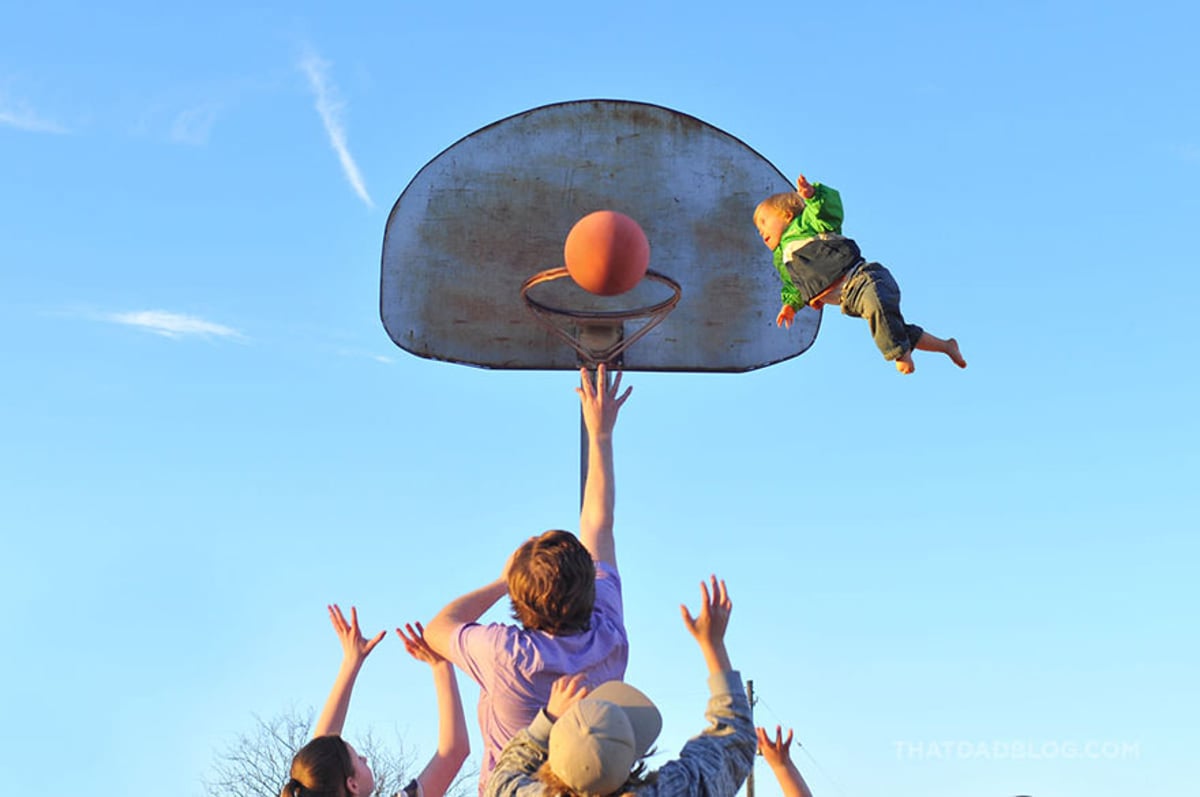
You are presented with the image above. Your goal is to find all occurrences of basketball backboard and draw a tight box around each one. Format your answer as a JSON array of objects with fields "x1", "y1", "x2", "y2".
[{"x1": 380, "y1": 99, "x2": 820, "y2": 372}]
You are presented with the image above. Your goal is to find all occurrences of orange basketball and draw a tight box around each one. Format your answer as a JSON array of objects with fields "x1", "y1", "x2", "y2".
[{"x1": 563, "y1": 210, "x2": 650, "y2": 296}]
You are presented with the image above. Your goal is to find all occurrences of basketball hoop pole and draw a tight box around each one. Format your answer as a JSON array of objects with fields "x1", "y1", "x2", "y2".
[{"x1": 519, "y1": 268, "x2": 674, "y2": 506}]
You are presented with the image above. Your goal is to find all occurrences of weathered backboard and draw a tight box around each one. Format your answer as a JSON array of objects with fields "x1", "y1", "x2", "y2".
[{"x1": 380, "y1": 100, "x2": 820, "y2": 371}]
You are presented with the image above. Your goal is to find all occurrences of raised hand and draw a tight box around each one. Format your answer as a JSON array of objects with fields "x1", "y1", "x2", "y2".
[
  {"x1": 757, "y1": 725, "x2": 794, "y2": 767},
  {"x1": 577, "y1": 362, "x2": 631, "y2": 567},
  {"x1": 757, "y1": 725, "x2": 813, "y2": 797},
  {"x1": 795, "y1": 174, "x2": 815, "y2": 199},
  {"x1": 329, "y1": 604, "x2": 386, "y2": 667},
  {"x1": 546, "y1": 673, "x2": 591, "y2": 721},
  {"x1": 576, "y1": 363, "x2": 632, "y2": 438},
  {"x1": 313, "y1": 604, "x2": 385, "y2": 738},
  {"x1": 680, "y1": 575, "x2": 732, "y2": 647},
  {"x1": 396, "y1": 621, "x2": 445, "y2": 666}
]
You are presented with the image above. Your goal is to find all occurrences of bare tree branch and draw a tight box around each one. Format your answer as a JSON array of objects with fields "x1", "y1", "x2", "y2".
[{"x1": 203, "y1": 706, "x2": 476, "y2": 797}]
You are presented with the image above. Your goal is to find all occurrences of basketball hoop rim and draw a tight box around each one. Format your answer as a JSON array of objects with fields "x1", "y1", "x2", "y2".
[{"x1": 520, "y1": 267, "x2": 681, "y2": 322}]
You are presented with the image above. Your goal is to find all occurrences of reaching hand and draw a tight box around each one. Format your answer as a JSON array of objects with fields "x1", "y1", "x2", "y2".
[
  {"x1": 776, "y1": 304, "x2": 796, "y2": 329},
  {"x1": 396, "y1": 621, "x2": 445, "y2": 666},
  {"x1": 328, "y1": 604, "x2": 386, "y2": 667},
  {"x1": 757, "y1": 725, "x2": 795, "y2": 768},
  {"x1": 758, "y1": 725, "x2": 813, "y2": 797},
  {"x1": 546, "y1": 673, "x2": 590, "y2": 721},
  {"x1": 680, "y1": 575, "x2": 732, "y2": 649},
  {"x1": 576, "y1": 363, "x2": 631, "y2": 438},
  {"x1": 795, "y1": 175, "x2": 815, "y2": 199}
]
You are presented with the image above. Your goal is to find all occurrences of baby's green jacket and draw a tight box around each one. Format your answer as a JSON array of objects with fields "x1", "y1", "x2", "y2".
[{"x1": 772, "y1": 182, "x2": 848, "y2": 309}]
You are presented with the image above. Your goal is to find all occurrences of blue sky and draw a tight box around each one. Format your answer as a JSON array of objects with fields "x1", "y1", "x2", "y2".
[{"x1": 2, "y1": 2, "x2": 1197, "y2": 796}]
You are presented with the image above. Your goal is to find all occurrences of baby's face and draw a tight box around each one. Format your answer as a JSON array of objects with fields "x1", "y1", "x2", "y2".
[{"x1": 754, "y1": 209, "x2": 791, "y2": 251}]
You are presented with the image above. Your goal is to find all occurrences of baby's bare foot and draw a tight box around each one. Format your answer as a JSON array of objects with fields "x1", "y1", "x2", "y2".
[
  {"x1": 896, "y1": 353, "x2": 915, "y2": 374},
  {"x1": 946, "y1": 338, "x2": 967, "y2": 369}
]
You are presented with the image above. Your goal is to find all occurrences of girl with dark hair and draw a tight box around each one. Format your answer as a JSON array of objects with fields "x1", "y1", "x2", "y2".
[{"x1": 281, "y1": 605, "x2": 469, "y2": 797}]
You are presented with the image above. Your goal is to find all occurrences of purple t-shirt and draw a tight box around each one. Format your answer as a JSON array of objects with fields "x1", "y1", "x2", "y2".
[{"x1": 449, "y1": 561, "x2": 629, "y2": 792}]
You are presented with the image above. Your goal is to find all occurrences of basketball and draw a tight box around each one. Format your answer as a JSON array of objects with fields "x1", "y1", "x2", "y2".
[{"x1": 563, "y1": 210, "x2": 650, "y2": 296}]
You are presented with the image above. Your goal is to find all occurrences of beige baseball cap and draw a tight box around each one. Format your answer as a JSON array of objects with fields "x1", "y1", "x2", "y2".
[{"x1": 547, "y1": 681, "x2": 663, "y2": 795}]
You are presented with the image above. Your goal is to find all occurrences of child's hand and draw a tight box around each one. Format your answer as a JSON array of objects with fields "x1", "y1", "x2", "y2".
[
  {"x1": 329, "y1": 604, "x2": 386, "y2": 666},
  {"x1": 776, "y1": 304, "x2": 796, "y2": 329},
  {"x1": 757, "y1": 725, "x2": 795, "y2": 768},
  {"x1": 396, "y1": 621, "x2": 445, "y2": 666},
  {"x1": 546, "y1": 673, "x2": 590, "y2": 721},
  {"x1": 795, "y1": 175, "x2": 815, "y2": 199}
]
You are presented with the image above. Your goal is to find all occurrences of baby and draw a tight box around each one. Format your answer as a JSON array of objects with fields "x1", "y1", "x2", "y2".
[{"x1": 754, "y1": 175, "x2": 966, "y2": 374}]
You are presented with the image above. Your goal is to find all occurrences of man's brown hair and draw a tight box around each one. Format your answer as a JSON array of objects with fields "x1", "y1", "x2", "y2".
[{"x1": 507, "y1": 530, "x2": 596, "y2": 634}]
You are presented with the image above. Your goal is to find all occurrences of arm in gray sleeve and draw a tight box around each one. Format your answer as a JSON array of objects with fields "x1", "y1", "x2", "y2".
[{"x1": 645, "y1": 670, "x2": 756, "y2": 797}]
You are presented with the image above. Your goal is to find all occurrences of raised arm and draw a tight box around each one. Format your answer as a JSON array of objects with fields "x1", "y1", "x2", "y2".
[
  {"x1": 576, "y1": 363, "x2": 631, "y2": 569},
  {"x1": 312, "y1": 605, "x2": 386, "y2": 738},
  {"x1": 757, "y1": 726, "x2": 814, "y2": 797},
  {"x1": 796, "y1": 178, "x2": 844, "y2": 235},
  {"x1": 423, "y1": 578, "x2": 508, "y2": 660},
  {"x1": 680, "y1": 575, "x2": 733, "y2": 675},
  {"x1": 396, "y1": 622, "x2": 470, "y2": 797},
  {"x1": 648, "y1": 576, "x2": 755, "y2": 797}
]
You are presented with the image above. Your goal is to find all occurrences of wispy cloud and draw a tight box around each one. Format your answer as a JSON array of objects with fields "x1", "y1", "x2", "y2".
[
  {"x1": 329, "y1": 346, "x2": 394, "y2": 365},
  {"x1": 170, "y1": 102, "x2": 222, "y2": 145},
  {"x1": 298, "y1": 47, "x2": 373, "y2": 208},
  {"x1": 0, "y1": 94, "x2": 67, "y2": 134},
  {"x1": 104, "y1": 310, "x2": 244, "y2": 340}
]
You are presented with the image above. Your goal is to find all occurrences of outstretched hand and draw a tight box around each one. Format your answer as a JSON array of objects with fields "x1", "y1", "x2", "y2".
[
  {"x1": 546, "y1": 673, "x2": 590, "y2": 721},
  {"x1": 396, "y1": 621, "x2": 446, "y2": 666},
  {"x1": 795, "y1": 174, "x2": 815, "y2": 199},
  {"x1": 758, "y1": 725, "x2": 813, "y2": 797},
  {"x1": 329, "y1": 604, "x2": 386, "y2": 667},
  {"x1": 577, "y1": 363, "x2": 632, "y2": 438},
  {"x1": 681, "y1": 575, "x2": 732, "y2": 649},
  {"x1": 757, "y1": 725, "x2": 795, "y2": 767},
  {"x1": 776, "y1": 304, "x2": 796, "y2": 329}
]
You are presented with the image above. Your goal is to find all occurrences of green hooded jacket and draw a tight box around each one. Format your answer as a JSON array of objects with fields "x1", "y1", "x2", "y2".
[{"x1": 772, "y1": 182, "x2": 850, "y2": 309}]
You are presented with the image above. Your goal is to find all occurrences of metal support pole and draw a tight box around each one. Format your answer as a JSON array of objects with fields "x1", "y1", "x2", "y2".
[{"x1": 747, "y1": 678, "x2": 755, "y2": 797}]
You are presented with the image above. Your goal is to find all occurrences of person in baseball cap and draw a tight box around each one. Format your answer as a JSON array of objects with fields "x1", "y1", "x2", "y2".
[
  {"x1": 485, "y1": 576, "x2": 756, "y2": 797},
  {"x1": 547, "y1": 680, "x2": 663, "y2": 795}
]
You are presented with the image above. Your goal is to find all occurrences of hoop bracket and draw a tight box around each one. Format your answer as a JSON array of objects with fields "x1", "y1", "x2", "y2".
[{"x1": 520, "y1": 268, "x2": 682, "y2": 365}]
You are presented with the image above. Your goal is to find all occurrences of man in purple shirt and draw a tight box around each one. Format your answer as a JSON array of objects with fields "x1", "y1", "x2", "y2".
[{"x1": 425, "y1": 364, "x2": 633, "y2": 793}]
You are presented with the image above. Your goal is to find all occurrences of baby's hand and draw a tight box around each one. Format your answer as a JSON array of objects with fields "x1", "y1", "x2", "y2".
[
  {"x1": 396, "y1": 621, "x2": 445, "y2": 666},
  {"x1": 795, "y1": 175, "x2": 815, "y2": 199},
  {"x1": 757, "y1": 725, "x2": 795, "y2": 768},
  {"x1": 547, "y1": 673, "x2": 590, "y2": 721},
  {"x1": 776, "y1": 304, "x2": 796, "y2": 329}
]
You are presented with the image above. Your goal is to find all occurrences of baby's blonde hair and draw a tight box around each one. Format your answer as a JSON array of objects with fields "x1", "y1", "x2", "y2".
[{"x1": 755, "y1": 191, "x2": 806, "y2": 220}]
